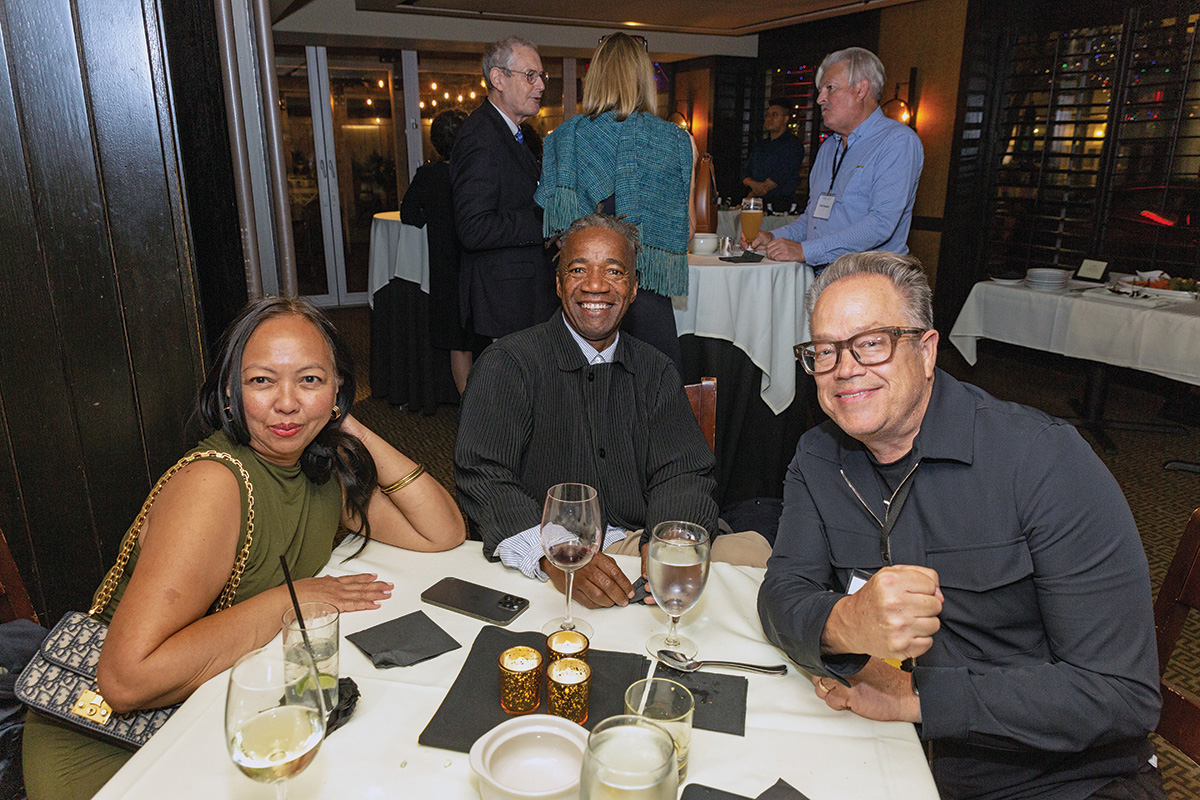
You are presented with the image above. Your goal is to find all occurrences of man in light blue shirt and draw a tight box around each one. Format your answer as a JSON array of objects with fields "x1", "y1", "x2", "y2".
[{"x1": 744, "y1": 48, "x2": 924, "y2": 268}]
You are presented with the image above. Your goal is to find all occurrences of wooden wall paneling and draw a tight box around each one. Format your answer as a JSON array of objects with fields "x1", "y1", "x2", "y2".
[
  {"x1": 4, "y1": 0, "x2": 150, "y2": 615},
  {"x1": 75, "y1": 0, "x2": 205, "y2": 494},
  {"x1": 160, "y1": 0, "x2": 248, "y2": 345},
  {"x1": 0, "y1": 3, "x2": 104, "y2": 620}
]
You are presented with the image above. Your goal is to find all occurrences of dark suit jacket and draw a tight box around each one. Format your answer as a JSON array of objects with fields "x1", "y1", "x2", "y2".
[{"x1": 450, "y1": 100, "x2": 556, "y2": 339}]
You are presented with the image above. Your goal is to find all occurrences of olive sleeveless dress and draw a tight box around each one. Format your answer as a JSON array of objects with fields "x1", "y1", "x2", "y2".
[{"x1": 23, "y1": 432, "x2": 343, "y2": 800}]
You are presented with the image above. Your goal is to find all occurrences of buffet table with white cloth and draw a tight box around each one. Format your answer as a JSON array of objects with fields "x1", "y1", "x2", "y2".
[
  {"x1": 715, "y1": 210, "x2": 800, "y2": 241},
  {"x1": 949, "y1": 278, "x2": 1200, "y2": 385},
  {"x1": 949, "y1": 277, "x2": 1200, "y2": 451},
  {"x1": 367, "y1": 212, "x2": 457, "y2": 412},
  {"x1": 96, "y1": 540, "x2": 938, "y2": 800}
]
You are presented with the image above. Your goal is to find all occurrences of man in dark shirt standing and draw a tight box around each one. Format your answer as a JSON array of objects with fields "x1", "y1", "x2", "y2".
[
  {"x1": 451, "y1": 36, "x2": 556, "y2": 339},
  {"x1": 742, "y1": 99, "x2": 804, "y2": 209},
  {"x1": 758, "y1": 250, "x2": 1165, "y2": 800}
]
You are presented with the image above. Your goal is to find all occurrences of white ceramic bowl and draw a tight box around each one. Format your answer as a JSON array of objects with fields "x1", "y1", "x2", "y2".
[
  {"x1": 691, "y1": 233, "x2": 718, "y2": 254},
  {"x1": 469, "y1": 715, "x2": 589, "y2": 800}
]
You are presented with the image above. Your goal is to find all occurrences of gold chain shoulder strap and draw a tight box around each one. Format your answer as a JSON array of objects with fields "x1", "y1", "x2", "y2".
[{"x1": 89, "y1": 450, "x2": 256, "y2": 616}]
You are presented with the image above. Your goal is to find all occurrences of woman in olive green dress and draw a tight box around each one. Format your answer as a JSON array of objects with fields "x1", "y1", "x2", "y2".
[{"x1": 23, "y1": 297, "x2": 466, "y2": 799}]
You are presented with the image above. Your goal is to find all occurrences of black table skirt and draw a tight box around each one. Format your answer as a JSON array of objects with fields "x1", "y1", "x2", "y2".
[
  {"x1": 369, "y1": 278, "x2": 458, "y2": 414},
  {"x1": 679, "y1": 334, "x2": 817, "y2": 508}
]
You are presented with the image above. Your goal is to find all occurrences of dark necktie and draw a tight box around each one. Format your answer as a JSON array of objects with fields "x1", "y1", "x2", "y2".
[{"x1": 515, "y1": 128, "x2": 524, "y2": 145}]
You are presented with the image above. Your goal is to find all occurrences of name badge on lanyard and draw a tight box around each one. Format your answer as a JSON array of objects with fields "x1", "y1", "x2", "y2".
[{"x1": 813, "y1": 193, "x2": 835, "y2": 220}]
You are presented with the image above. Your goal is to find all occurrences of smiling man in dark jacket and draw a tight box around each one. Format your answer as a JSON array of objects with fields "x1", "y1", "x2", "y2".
[{"x1": 758, "y1": 251, "x2": 1164, "y2": 800}]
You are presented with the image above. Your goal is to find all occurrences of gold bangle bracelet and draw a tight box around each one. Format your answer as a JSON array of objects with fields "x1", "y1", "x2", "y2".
[{"x1": 381, "y1": 464, "x2": 425, "y2": 495}]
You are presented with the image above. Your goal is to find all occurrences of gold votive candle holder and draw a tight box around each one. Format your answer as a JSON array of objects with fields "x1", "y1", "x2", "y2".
[
  {"x1": 546, "y1": 657, "x2": 590, "y2": 724},
  {"x1": 546, "y1": 630, "x2": 589, "y2": 663},
  {"x1": 498, "y1": 646, "x2": 542, "y2": 714}
]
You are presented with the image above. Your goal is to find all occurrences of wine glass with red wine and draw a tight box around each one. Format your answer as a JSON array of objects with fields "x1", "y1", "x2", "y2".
[{"x1": 540, "y1": 483, "x2": 602, "y2": 637}]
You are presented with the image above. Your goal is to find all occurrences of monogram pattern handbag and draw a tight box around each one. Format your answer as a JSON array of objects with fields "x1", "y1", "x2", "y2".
[{"x1": 15, "y1": 450, "x2": 255, "y2": 750}]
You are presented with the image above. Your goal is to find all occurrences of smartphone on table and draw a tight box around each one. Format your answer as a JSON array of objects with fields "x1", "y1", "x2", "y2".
[{"x1": 420, "y1": 577, "x2": 529, "y2": 626}]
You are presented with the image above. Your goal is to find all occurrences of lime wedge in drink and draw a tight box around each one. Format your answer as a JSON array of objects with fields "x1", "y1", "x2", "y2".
[{"x1": 295, "y1": 672, "x2": 338, "y2": 697}]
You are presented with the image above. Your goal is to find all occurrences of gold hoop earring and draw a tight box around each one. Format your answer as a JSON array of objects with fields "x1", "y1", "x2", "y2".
[
  {"x1": 331, "y1": 405, "x2": 342, "y2": 421},
  {"x1": 223, "y1": 405, "x2": 233, "y2": 420}
]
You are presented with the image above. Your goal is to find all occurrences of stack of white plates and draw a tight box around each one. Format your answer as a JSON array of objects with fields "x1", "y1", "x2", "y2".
[{"x1": 1025, "y1": 268, "x2": 1071, "y2": 292}]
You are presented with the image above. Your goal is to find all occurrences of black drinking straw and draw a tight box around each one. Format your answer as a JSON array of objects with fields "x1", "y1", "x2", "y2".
[{"x1": 279, "y1": 555, "x2": 314, "y2": 656}]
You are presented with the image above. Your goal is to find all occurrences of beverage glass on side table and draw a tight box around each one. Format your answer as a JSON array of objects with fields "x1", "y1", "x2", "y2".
[
  {"x1": 540, "y1": 483, "x2": 602, "y2": 638},
  {"x1": 740, "y1": 197, "x2": 763, "y2": 243},
  {"x1": 645, "y1": 521, "x2": 711, "y2": 659}
]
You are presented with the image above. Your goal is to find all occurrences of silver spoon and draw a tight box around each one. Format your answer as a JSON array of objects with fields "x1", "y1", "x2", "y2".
[{"x1": 656, "y1": 649, "x2": 787, "y2": 676}]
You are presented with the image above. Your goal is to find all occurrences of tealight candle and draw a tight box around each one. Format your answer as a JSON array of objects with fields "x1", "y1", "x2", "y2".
[
  {"x1": 546, "y1": 630, "x2": 589, "y2": 663},
  {"x1": 498, "y1": 646, "x2": 541, "y2": 714},
  {"x1": 546, "y1": 657, "x2": 590, "y2": 724}
]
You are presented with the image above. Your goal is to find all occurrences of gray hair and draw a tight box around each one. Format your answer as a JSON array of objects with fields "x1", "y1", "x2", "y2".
[
  {"x1": 806, "y1": 251, "x2": 933, "y2": 329},
  {"x1": 483, "y1": 36, "x2": 538, "y2": 88},
  {"x1": 817, "y1": 47, "x2": 886, "y2": 104},
  {"x1": 554, "y1": 213, "x2": 641, "y2": 267}
]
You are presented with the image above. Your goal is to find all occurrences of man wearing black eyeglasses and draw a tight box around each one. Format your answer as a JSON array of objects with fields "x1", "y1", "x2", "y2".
[
  {"x1": 759, "y1": 251, "x2": 1166, "y2": 800},
  {"x1": 452, "y1": 36, "x2": 556, "y2": 339}
]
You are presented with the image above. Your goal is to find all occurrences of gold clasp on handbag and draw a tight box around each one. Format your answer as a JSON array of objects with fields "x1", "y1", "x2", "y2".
[{"x1": 70, "y1": 690, "x2": 113, "y2": 725}]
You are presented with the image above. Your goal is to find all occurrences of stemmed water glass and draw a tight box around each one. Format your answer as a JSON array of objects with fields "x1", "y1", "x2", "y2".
[
  {"x1": 226, "y1": 646, "x2": 326, "y2": 799},
  {"x1": 540, "y1": 482, "x2": 602, "y2": 638},
  {"x1": 645, "y1": 521, "x2": 711, "y2": 660}
]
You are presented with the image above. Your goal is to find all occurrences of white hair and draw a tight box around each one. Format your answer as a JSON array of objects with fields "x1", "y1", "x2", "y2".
[{"x1": 816, "y1": 47, "x2": 886, "y2": 104}]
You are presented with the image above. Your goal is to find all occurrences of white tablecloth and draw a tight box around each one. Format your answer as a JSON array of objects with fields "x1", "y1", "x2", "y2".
[
  {"x1": 368, "y1": 211, "x2": 430, "y2": 305},
  {"x1": 949, "y1": 280, "x2": 1200, "y2": 386},
  {"x1": 96, "y1": 541, "x2": 937, "y2": 800},
  {"x1": 674, "y1": 256, "x2": 815, "y2": 415},
  {"x1": 715, "y1": 210, "x2": 800, "y2": 241}
]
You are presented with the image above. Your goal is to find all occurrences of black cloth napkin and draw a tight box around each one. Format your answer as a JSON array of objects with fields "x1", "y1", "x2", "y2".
[
  {"x1": 418, "y1": 626, "x2": 749, "y2": 752},
  {"x1": 345, "y1": 610, "x2": 460, "y2": 668},
  {"x1": 720, "y1": 251, "x2": 765, "y2": 264},
  {"x1": 655, "y1": 663, "x2": 748, "y2": 736},
  {"x1": 682, "y1": 779, "x2": 811, "y2": 800}
]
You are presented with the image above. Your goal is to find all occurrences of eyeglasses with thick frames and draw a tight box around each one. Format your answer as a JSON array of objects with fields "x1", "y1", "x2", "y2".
[
  {"x1": 498, "y1": 67, "x2": 550, "y2": 85},
  {"x1": 794, "y1": 327, "x2": 927, "y2": 375},
  {"x1": 598, "y1": 33, "x2": 649, "y2": 51}
]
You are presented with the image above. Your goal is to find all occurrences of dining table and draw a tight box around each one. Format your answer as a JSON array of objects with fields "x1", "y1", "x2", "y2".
[
  {"x1": 949, "y1": 276, "x2": 1200, "y2": 452},
  {"x1": 715, "y1": 210, "x2": 800, "y2": 241},
  {"x1": 367, "y1": 211, "x2": 457, "y2": 413},
  {"x1": 674, "y1": 253, "x2": 816, "y2": 506},
  {"x1": 95, "y1": 539, "x2": 939, "y2": 800}
]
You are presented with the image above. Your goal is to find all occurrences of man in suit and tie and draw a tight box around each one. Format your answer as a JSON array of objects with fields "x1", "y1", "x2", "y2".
[{"x1": 451, "y1": 36, "x2": 557, "y2": 339}]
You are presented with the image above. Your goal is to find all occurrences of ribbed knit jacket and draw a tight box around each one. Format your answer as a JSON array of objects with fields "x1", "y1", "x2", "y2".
[{"x1": 454, "y1": 313, "x2": 718, "y2": 559}]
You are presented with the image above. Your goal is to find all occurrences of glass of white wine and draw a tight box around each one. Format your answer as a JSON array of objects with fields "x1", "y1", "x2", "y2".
[
  {"x1": 226, "y1": 646, "x2": 326, "y2": 799},
  {"x1": 645, "y1": 521, "x2": 711, "y2": 660}
]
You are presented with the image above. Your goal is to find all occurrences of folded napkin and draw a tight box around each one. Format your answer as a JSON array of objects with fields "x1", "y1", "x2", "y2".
[
  {"x1": 682, "y1": 779, "x2": 811, "y2": 800},
  {"x1": 346, "y1": 610, "x2": 460, "y2": 668},
  {"x1": 419, "y1": 626, "x2": 749, "y2": 753},
  {"x1": 1079, "y1": 287, "x2": 1174, "y2": 308},
  {"x1": 720, "y1": 251, "x2": 765, "y2": 264}
]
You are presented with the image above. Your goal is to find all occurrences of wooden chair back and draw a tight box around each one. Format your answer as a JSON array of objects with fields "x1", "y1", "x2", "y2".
[
  {"x1": 692, "y1": 154, "x2": 718, "y2": 234},
  {"x1": 685, "y1": 377, "x2": 717, "y2": 452},
  {"x1": 0, "y1": 525, "x2": 37, "y2": 623},
  {"x1": 1153, "y1": 506, "x2": 1200, "y2": 763}
]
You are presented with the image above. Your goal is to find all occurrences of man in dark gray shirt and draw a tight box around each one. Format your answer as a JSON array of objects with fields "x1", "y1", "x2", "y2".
[
  {"x1": 456, "y1": 214, "x2": 770, "y2": 608},
  {"x1": 758, "y1": 251, "x2": 1164, "y2": 800}
]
